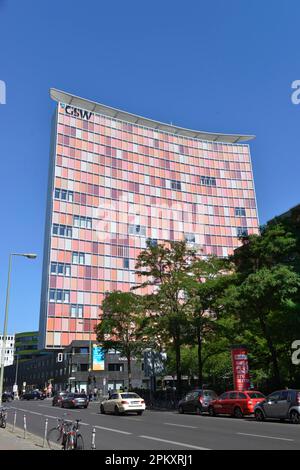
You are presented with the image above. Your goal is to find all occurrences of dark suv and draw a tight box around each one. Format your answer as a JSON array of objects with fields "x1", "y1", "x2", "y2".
[
  {"x1": 178, "y1": 389, "x2": 218, "y2": 415},
  {"x1": 254, "y1": 389, "x2": 300, "y2": 424},
  {"x1": 21, "y1": 390, "x2": 45, "y2": 400}
]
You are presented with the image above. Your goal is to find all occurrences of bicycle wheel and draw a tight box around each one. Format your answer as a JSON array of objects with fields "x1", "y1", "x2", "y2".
[
  {"x1": 47, "y1": 427, "x2": 63, "y2": 450},
  {"x1": 75, "y1": 433, "x2": 84, "y2": 450}
]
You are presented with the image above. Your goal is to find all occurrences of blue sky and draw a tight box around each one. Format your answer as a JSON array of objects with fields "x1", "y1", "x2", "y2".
[{"x1": 0, "y1": 0, "x2": 300, "y2": 334}]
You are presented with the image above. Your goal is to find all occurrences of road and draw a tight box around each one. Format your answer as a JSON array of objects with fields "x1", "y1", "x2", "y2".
[{"x1": 3, "y1": 399, "x2": 300, "y2": 450}]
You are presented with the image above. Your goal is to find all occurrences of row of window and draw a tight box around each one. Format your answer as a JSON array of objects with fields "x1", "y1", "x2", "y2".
[
  {"x1": 51, "y1": 262, "x2": 71, "y2": 276},
  {"x1": 52, "y1": 224, "x2": 72, "y2": 238},
  {"x1": 54, "y1": 188, "x2": 74, "y2": 202},
  {"x1": 73, "y1": 215, "x2": 92, "y2": 229}
]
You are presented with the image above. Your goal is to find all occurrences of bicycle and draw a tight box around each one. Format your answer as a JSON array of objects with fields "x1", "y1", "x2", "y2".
[
  {"x1": 47, "y1": 417, "x2": 84, "y2": 450},
  {"x1": 47, "y1": 416, "x2": 72, "y2": 450},
  {"x1": 65, "y1": 419, "x2": 84, "y2": 450},
  {"x1": 0, "y1": 407, "x2": 7, "y2": 429}
]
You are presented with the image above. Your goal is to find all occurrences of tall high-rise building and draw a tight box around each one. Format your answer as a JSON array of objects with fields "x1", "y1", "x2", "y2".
[{"x1": 39, "y1": 89, "x2": 259, "y2": 349}]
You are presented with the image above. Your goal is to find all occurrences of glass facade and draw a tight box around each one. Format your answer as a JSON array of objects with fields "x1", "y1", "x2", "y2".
[{"x1": 39, "y1": 91, "x2": 259, "y2": 349}]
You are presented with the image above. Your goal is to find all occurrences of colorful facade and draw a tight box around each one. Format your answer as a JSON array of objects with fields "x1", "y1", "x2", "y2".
[{"x1": 39, "y1": 89, "x2": 259, "y2": 349}]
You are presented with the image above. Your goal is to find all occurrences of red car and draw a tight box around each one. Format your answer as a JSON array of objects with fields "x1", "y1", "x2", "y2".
[{"x1": 208, "y1": 390, "x2": 265, "y2": 418}]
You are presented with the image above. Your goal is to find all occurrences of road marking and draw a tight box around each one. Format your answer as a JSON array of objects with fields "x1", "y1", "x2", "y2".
[
  {"x1": 94, "y1": 425, "x2": 132, "y2": 435},
  {"x1": 139, "y1": 435, "x2": 210, "y2": 450},
  {"x1": 123, "y1": 417, "x2": 142, "y2": 422},
  {"x1": 164, "y1": 422, "x2": 198, "y2": 429},
  {"x1": 237, "y1": 432, "x2": 294, "y2": 442}
]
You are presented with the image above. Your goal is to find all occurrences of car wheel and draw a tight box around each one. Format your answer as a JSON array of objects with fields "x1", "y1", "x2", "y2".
[
  {"x1": 208, "y1": 406, "x2": 216, "y2": 417},
  {"x1": 290, "y1": 410, "x2": 300, "y2": 424},
  {"x1": 114, "y1": 406, "x2": 120, "y2": 416},
  {"x1": 196, "y1": 406, "x2": 203, "y2": 416},
  {"x1": 233, "y1": 407, "x2": 243, "y2": 419},
  {"x1": 178, "y1": 406, "x2": 184, "y2": 414},
  {"x1": 100, "y1": 405, "x2": 105, "y2": 414},
  {"x1": 254, "y1": 409, "x2": 265, "y2": 422}
]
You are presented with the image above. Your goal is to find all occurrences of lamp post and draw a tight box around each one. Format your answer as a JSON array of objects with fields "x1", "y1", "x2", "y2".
[{"x1": 0, "y1": 253, "x2": 37, "y2": 405}]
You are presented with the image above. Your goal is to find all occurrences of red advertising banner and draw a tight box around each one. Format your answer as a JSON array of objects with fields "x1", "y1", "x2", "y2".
[{"x1": 231, "y1": 347, "x2": 250, "y2": 391}]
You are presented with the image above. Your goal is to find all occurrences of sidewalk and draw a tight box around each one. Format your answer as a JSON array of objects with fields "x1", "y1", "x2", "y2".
[{"x1": 0, "y1": 428, "x2": 45, "y2": 450}]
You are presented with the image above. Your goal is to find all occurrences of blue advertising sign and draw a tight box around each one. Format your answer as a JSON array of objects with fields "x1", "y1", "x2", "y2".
[{"x1": 92, "y1": 345, "x2": 105, "y2": 371}]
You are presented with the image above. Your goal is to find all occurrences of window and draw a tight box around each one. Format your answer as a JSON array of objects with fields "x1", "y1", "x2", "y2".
[
  {"x1": 52, "y1": 224, "x2": 72, "y2": 238},
  {"x1": 108, "y1": 364, "x2": 124, "y2": 372},
  {"x1": 70, "y1": 305, "x2": 83, "y2": 318},
  {"x1": 184, "y1": 233, "x2": 195, "y2": 243},
  {"x1": 171, "y1": 180, "x2": 181, "y2": 190},
  {"x1": 50, "y1": 262, "x2": 71, "y2": 276},
  {"x1": 235, "y1": 207, "x2": 246, "y2": 217},
  {"x1": 128, "y1": 224, "x2": 146, "y2": 236},
  {"x1": 54, "y1": 188, "x2": 73, "y2": 202},
  {"x1": 49, "y1": 289, "x2": 70, "y2": 303},
  {"x1": 72, "y1": 252, "x2": 85, "y2": 265},
  {"x1": 123, "y1": 258, "x2": 129, "y2": 269},
  {"x1": 200, "y1": 176, "x2": 216, "y2": 187},
  {"x1": 267, "y1": 392, "x2": 281, "y2": 402},
  {"x1": 73, "y1": 215, "x2": 92, "y2": 229},
  {"x1": 236, "y1": 227, "x2": 248, "y2": 237}
]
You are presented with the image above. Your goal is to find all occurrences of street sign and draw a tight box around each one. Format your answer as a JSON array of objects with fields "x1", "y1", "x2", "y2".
[
  {"x1": 13, "y1": 384, "x2": 18, "y2": 392},
  {"x1": 23, "y1": 382, "x2": 26, "y2": 387},
  {"x1": 68, "y1": 377, "x2": 75, "y2": 380}
]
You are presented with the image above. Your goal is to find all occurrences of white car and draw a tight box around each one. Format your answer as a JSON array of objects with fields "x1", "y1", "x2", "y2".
[{"x1": 100, "y1": 392, "x2": 146, "y2": 415}]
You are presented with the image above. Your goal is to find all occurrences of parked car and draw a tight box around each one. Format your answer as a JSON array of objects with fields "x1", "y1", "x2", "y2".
[
  {"x1": 254, "y1": 389, "x2": 300, "y2": 424},
  {"x1": 52, "y1": 392, "x2": 67, "y2": 407},
  {"x1": 20, "y1": 390, "x2": 46, "y2": 400},
  {"x1": 100, "y1": 392, "x2": 146, "y2": 416},
  {"x1": 61, "y1": 393, "x2": 89, "y2": 409},
  {"x1": 208, "y1": 390, "x2": 265, "y2": 418},
  {"x1": 178, "y1": 389, "x2": 218, "y2": 415},
  {"x1": 2, "y1": 392, "x2": 13, "y2": 403}
]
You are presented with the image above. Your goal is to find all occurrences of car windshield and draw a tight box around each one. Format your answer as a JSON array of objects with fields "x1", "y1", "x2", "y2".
[
  {"x1": 204, "y1": 391, "x2": 217, "y2": 398},
  {"x1": 247, "y1": 392, "x2": 265, "y2": 399},
  {"x1": 120, "y1": 393, "x2": 140, "y2": 399}
]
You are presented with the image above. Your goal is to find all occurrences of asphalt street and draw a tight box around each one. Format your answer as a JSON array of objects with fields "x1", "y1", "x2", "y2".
[{"x1": 3, "y1": 399, "x2": 300, "y2": 450}]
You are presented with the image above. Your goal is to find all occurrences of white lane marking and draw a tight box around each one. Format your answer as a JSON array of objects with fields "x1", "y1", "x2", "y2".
[
  {"x1": 164, "y1": 422, "x2": 197, "y2": 429},
  {"x1": 43, "y1": 415, "x2": 60, "y2": 419},
  {"x1": 123, "y1": 418, "x2": 142, "y2": 422},
  {"x1": 139, "y1": 435, "x2": 210, "y2": 450},
  {"x1": 94, "y1": 425, "x2": 132, "y2": 435},
  {"x1": 237, "y1": 432, "x2": 294, "y2": 442}
]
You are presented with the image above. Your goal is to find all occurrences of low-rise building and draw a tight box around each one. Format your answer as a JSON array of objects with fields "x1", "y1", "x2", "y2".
[{"x1": 4, "y1": 340, "x2": 148, "y2": 395}]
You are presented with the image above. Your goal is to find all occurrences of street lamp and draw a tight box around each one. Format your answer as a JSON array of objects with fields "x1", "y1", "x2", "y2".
[{"x1": 0, "y1": 253, "x2": 37, "y2": 405}]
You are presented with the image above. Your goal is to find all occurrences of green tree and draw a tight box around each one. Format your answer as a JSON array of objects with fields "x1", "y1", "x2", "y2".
[
  {"x1": 134, "y1": 240, "x2": 199, "y2": 397},
  {"x1": 96, "y1": 291, "x2": 146, "y2": 390},
  {"x1": 223, "y1": 265, "x2": 300, "y2": 387},
  {"x1": 186, "y1": 256, "x2": 233, "y2": 387}
]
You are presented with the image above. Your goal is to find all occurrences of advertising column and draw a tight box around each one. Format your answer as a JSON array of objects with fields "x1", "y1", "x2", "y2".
[{"x1": 231, "y1": 347, "x2": 250, "y2": 391}]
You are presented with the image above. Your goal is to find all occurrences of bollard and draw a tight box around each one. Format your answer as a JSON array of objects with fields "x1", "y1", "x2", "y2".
[
  {"x1": 12, "y1": 410, "x2": 17, "y2": 433},
  {"x1": 43, "y1": 418, "x2": 48, "y2": 448},
  {"x1": 23, "y1": 414, "x2": 27, "y2": 439},
  {"x1": 91, "y1": 427, "x2": 96, "y2": 450}
]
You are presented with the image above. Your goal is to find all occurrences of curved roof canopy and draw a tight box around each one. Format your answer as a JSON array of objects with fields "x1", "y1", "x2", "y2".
[{"x1": 50, "y1": 88, "x2": 255, "y2": 144}]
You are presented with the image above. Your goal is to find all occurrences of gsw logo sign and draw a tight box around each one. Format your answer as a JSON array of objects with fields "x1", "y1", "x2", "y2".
[{"x1": 61, "y1": 103, "x2": 92, "y2": 120}]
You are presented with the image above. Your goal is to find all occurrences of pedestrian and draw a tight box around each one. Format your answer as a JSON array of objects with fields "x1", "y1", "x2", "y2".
[{"x1": 93, "y1": 387, "x2": 97, "y2": 400}]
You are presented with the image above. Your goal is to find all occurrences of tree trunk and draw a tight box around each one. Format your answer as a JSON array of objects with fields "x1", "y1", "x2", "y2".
[
  {"x1": 197, "y1": 325, "x2": 203, "y2": 388},
  {"x1": 127, "y1": 354, "x2": 132, "y2": 391},
  {"x1": 259, "y1": 315, "x2": 281, "y2": 387},
  {"x1": 174, "y1": 333, "x2": 182, "y2": 399}
]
